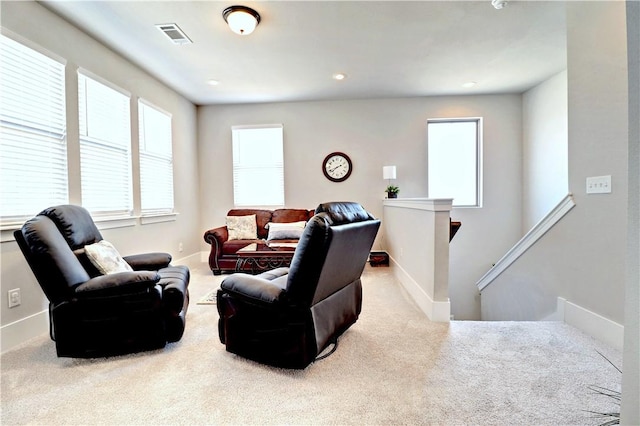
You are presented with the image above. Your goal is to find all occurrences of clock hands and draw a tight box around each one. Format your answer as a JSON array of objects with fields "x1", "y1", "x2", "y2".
[{"x1": 328, "y1": 164, "x2": 345, "y2": 173}]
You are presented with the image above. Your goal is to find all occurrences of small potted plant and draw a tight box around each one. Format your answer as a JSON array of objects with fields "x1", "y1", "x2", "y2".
[{"x1": 386, "y1": 185, "x2": 399, "y2": 199}]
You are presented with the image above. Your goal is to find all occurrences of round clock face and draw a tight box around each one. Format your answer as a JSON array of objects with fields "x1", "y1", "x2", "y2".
[{"x1": 322, "y1": 152, "x2": 353, "y2": 182}]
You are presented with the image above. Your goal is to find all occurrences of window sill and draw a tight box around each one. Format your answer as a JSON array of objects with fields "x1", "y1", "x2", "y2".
[
  {"x1": 1, "y1": 217, "x2": 135, "y2": 242},
  {"x1": 140, "y1": 212, "x2": 178, "y2": 225},
  {"x1": 92, "y1": 215, "x2": 137, "y2": 230},
  {"x1": 1, "y1": 212, "x2": 180, "y2": 243}
]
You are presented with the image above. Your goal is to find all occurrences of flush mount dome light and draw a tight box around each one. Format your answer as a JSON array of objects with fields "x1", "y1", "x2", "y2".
[
  {"x1": 491, "y1": 0, "x2": 507, "y2": 9},
  {"x1": 223, "y1": 5, "x2": 261, "y2": 35}
]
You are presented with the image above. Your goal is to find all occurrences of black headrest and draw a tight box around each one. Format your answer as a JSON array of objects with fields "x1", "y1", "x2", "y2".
[
  {"x1": 314, "y1": 202, "x2": 373, "y2": 225},
  {"x1": 39, "y1": 205, "x2": 103, "y2": 250}
]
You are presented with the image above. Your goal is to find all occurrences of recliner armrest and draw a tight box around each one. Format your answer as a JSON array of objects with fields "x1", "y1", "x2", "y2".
[
  {"x1": 221, "y1": 270, "x2": 288, "y2": 304},
  {"x1": 123, "y1": 253, "x2": 172, "y2": 270},
  {"x1": 74, "y1": 271, "x2": 160, "y2": 297}
]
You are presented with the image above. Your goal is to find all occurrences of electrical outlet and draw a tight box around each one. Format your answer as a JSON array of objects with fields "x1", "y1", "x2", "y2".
[
  {"x1": 8, "y1": 288, "x2": 21, "y2": 308},
  {"x1": 178, "y1": 242, "x2": 184, "y2": 253}
]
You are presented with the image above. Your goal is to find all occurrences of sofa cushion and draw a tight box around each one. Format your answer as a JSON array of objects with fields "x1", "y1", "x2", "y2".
[
  {"x1": 227, "y1": 209, "x2": 273, "y2": 239},
  {"x1": 222, "y1": 239, "x2": 255, "y2": 256},
  {"x1": 226, "y1": 215, "x2": 257, "y2": 240},
  {"x1": 266, "y1": 221, "x2": 306, "y2": 241}
]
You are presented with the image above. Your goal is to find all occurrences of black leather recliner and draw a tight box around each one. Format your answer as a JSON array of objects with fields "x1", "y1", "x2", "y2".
[
  {"x1": 14, "y1": 205, "x2": 190, "y2": 358},
  {"x1": 217, "y1": 201, "x2": 381, "y2": 369}
]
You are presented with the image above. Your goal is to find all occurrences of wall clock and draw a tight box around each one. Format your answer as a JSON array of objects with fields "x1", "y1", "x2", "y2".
[{"x1": 322, "y1": 152, "x2": 353, "y2": 182}]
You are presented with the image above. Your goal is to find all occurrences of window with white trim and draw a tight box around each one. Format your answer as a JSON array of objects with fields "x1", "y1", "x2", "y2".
[
  {"x1": 138, "y1": 100, "x2": 174, "y2": 214},
  {"x1": 78, "y1": 72, "x2": 132, "y2": 216},
  {"x1": 0, "y1": 34, "x2": 68, "y2": 223},
  {"x1": 427, "y1": 118, "x2": 482, "y2": 207},
  {"x1": 232, "y1": 125, "x2": 284, "y2": 207}
]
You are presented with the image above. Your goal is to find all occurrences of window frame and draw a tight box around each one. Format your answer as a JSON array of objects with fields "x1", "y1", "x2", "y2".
[
  {"x1": 231, "y1": 124, "x2": 285, "y2": 208},
  {"x1": 138, "y1": 99, "x2": 175, "y2": 216},
  {"x1": 77, "y1": 69, "x2": 133, "y2": 217},
  {"x1": 0, "y1": 32, "x2": 68, "y2": 226},
  {"x1": 426, "y1": 117, "x2": 483, "y2": 208}
]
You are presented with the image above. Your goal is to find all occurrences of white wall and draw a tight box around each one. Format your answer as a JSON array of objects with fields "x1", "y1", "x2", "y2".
[
  {"x1": 621, "y1": 1, "x2": 639, "y2": 423},
  {"x1": 198, "y1": 95, "x2": 523, "y2": 320},
  {"x1": 522, "y1": 70, "x2": 568, "y2": 232},
  {"x1": 383, "y1": 199, "x2": 452, "y2": 322},
  {"x1": 480, "y1": 2, "x2": 628, "y2": 327},
  {"x1": 0, "y1": 1, "x2": 200, "y2": 351}
]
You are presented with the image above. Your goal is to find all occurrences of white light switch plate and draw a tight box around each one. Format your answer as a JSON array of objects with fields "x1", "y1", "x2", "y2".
[{"x1": 586, "y1": 175, "x2": 612, "y2": 194}]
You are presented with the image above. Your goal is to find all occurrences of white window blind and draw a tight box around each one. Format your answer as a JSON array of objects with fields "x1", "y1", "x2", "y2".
[
  {"x1": 78, "y1": 72, "x2": 132, "y2": 216},
  {"x1": 0, "y1": 34, "x2": 68, "y2": 222},
  {"x1": 138, "y1": 100, "x2": 174, "y2": 214},
  {"x1": 232, "y1": 125, "x2": 284, "y2": 207},
  {"x1": 427, "y1": 118, "x2": 482, "y2": 207}
]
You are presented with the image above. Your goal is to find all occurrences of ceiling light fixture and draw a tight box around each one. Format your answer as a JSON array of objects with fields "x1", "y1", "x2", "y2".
[
  {"x1": 222, "y1": 5, "x2": 261, "y2": 35},
  {"x1": 462, "y1": 81, "x2": 477, "y2": 88},
  {"x1": 207, "y1": 79, "x2": 220, "y2": 86},
  {"x1": 333, "y1": 73, "x2": 347, "y2": 81},
  {"x1": 491, "y1": 0, "x2": 507, "y2": 10}
]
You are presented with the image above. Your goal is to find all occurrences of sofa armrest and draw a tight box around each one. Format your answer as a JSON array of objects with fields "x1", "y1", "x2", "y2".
[
  {"x1": 74, "y1": 271, "x2": 160, "y2": 297},
  {"x1": 204, "y1": 226, "x2": 229, "y2": 273},
  {"x1": 123, "y1": 253, "x2": 172, "y2": 270},
  {"x1": 204, "y1": 226, "x2": 228, "y2": 245},
  {"x1": 220, "y1": 271, "x2": 288, "y2": 304}
]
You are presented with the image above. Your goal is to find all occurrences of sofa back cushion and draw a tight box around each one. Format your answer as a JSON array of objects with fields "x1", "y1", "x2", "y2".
[
  {"x1": 226, "y1": 209, "x2": 315, "y2": 240},
  {"x1": 272, "y1": 209, "x2": 315, "y2": 224},
  {"x1": 227, "y1": 209, "x2": 273, "y2": 239}
]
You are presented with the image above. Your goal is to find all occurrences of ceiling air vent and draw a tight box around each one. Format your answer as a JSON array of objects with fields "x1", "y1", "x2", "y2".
[{"x1": 156, "y1": 23, "x2": 192, "y2": 45}]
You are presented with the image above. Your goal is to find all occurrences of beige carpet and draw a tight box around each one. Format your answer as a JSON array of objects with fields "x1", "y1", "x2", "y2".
[{"x1": 1, "y1": 263, "x2": 622, "y2": 425}]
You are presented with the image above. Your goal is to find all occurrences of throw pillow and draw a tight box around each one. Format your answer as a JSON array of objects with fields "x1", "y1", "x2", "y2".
[
  {"x1": 266, "y1": 221, "x2": 306, "y2": 241},
  {"x1": 226, "y1": 215, "x2": 257, "y2": 240},
  {"x1": 84, "y1": 240, "x2": 134, "y2": 275}
]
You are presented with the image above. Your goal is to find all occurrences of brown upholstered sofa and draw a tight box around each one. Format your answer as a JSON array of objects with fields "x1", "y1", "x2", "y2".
[{"x1": 203, "y1": 208, "x2": 315, "y2": 275}]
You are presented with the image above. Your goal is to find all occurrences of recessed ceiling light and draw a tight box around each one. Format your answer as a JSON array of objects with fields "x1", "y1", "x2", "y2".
[
  {"x1": 207, "y1": 79, "x2": 220, "y2": 86},
  {"x1": 462, "y1": 81, "x2": 477, "y2": 88},
  {"x1": 333, "y1": 73, "x2": 347, "y2": 81}
]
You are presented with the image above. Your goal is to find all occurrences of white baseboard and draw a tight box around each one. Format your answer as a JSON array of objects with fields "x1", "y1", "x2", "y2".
[
  {"x1": 390, "y1": 257, "x2": 450, "y2": 322},
  {"x1": 541, "y1": 297, "x2": 566, "y2": 321},
  {"x1": 557, "y1": 297, "x2": 624, "y2": 351},
  {"x1": 174, "y1": 251, "x2": 204, "y2": 266},
  {"x1": 1, "y1": 309, "x2": 49, "y2": 354}
]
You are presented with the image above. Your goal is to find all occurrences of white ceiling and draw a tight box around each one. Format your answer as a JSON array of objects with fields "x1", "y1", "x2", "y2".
[{"x1": 41, "y1": 1, "x2": 567, "y2": 106}]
